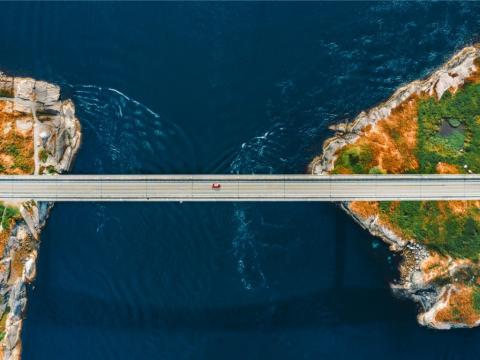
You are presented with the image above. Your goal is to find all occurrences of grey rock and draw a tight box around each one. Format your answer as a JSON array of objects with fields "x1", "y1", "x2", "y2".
[{"x1": 34, "y1": 81, "x2": 60, "y2": 106}]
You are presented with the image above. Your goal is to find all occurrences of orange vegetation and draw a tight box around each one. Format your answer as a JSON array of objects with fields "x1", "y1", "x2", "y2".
[
  {"x1": 348, "y1": 201, "x2": 378, "y2": 219},
  {"x1": 348, "y1": 200, "x2": 408, "y2": 240},
  {"x1": 8, "y1": 231, "x2": 36, "y2": 284},
  {"x1": 421, "y1": 253, "x2": 450, "y2": 283},
  {"x1": 465, "y1": 58, "x2": 480, "y2": 84},
  {"x1": 436, "y1": 162, "x2": 461, "y2": 174},
  {"x1": 358, "y1": 96, "x2": 419, "y2": 173},
  {"x1": 341, "y1": 90, "x2": 480, "y2": 234},
  {"x1": 333, "y1": 95, "x2": 420, "y2": 175},
  {"x1": 435, "y1": 285, "x2": 480, "y2": 326},
  {"x1": 0, "y1": 100, "x2": 34, "y2": 174},
  {"x1": 326, "y1": 51, "x2": 480, "y2": 327},
  {"x1": 0, "y1": 100, "x2": 36, "y2": 279},
  {"x1": 0, "y1": 231, "x2": 11, "y2": 259}
]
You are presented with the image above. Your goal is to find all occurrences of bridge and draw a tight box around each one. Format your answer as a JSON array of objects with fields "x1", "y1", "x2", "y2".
[{"x1": 0, "y1": 174, "x2": 478, "y2": 201}]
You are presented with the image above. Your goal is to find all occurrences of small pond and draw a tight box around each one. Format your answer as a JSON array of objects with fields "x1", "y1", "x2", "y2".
[{"x1": 440, "y1": 118, "x2": 464, "y2": 136}]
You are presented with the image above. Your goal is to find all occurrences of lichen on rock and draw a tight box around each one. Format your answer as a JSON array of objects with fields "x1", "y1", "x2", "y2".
[{"x1": 310, "y1": 44, "x2": 480, "y2": 329}]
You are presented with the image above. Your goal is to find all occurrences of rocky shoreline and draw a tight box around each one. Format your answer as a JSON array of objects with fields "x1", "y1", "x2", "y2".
[
  {"x1": 0, "y1": 74, "x2": 81, "y2": 358},
  {"x1": 309, "y1": 45, "x2": 480, "y2": 329}
]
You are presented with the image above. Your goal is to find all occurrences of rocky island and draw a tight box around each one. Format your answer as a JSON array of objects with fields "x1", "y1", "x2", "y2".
[
  {"x1": 0, "y1": 74, "x2": 80, "y2": 358},
  {"x1": 310, "y1": 45, "x2": 480, "y2": 329}
]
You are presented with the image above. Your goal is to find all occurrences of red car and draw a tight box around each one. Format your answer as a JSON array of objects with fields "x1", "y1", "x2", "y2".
[{"x1": 212, "y1": 183, "x2": 221, "y2": 190}]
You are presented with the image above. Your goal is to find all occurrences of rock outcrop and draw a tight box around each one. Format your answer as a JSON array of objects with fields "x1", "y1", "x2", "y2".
[
  {"x1": 0, "y1": 73, "x2": 81, "y2": 358},
  {"x1": 310, "y1": 46, "x2": 480, "y2": 175},
  {"x1": 310, "y1": 45, "x2": 480, "y2": 329}
]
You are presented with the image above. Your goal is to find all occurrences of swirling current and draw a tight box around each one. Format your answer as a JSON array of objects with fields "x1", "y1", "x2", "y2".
[{"x1": 0, "y1": 1, "x2": 478, "y2": 359}]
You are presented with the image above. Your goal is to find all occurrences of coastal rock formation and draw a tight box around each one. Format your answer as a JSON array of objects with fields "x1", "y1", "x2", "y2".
[
  {"x1": 0, "y1": 73, "x2": 81, "y2": 358},
  {"x1": 310, "y1": 45, "x2": 480, "y2": 329}
]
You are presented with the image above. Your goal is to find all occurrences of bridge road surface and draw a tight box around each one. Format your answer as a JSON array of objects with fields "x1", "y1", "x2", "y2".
[{"x1": 0, "y1": 174, "x2": 478, "y2": 201}]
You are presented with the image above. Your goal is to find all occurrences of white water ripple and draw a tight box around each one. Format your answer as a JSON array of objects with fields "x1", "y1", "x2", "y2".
[{"x1": 64, "y1": 83, "x2": 193, "y2": 174}]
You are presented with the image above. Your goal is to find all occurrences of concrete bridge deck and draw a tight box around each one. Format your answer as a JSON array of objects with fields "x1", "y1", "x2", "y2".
[{"x1": 0, "y1": 174, "x2": 478, "y2": 201}]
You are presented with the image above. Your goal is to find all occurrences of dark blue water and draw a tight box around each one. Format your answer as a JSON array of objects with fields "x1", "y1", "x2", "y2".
[{"x1": 0, "y1": 2, "x2": 479, "y2": 359}]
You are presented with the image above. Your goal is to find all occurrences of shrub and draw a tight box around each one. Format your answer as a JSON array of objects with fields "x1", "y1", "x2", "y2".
[
  {"x1": 473, "y1": 287, "x2": 480, "y2": 313},
  {"x1": 417, "y1": 83, "x2": 480, "y2": 172},
  {"x1": 5, "y1": 144, "x2": 19, "y2": 157},
  {"x1": 333, "y1": 145, "x2": 374, "y2": 174},
  {"x1": 46, "y1": 165, "x2": 57, "y2": 174},
  {"x1": 0, "y1": 89, "x2": 13, "y2": 98},
  {"x1": 0, "y1": 205, "x2": 20, "y2": 231},
  {"x1": 39, "y1": 149, "x2": 48, "y2": 163},
  {"x1": 368, "y1": 166, "x2": 385, "y2": 174},
  {"x1": 13, "y1": 156, "x2": 32, "y2": 172}
]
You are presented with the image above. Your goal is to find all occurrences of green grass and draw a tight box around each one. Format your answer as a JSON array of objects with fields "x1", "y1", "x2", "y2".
[
  {"x1": 378, "y1": 199, "x2": 480, "y2": 259},
  {"x1": 383, "y1": 200, "x2": 473, "y2": 258},
  {"x1": 39, "y1": 149, "x2": 48, "y2": 163},
  {"x1": 415, "y1": 84, "x2": 480, "y2": 258},
  {"x1": 379, "y1": 201, "x2": 439, "y2": 244},
  {"x1": 445, "y1": 129, "x2": 465, "y2": 150},
  {"x1": 368, "y1": 166, "x2": 386, "y2": 174},
  {"x1": 2, "y1": 134, "x2": 33, "y2": 172},
  {"x1": 0, "y1": 204, "x2": 20, "y2": 231},
  {"x1": 376, "y1": 83, "x2": 480, "y2": 260},
  {"x1": 473, "y1": 287, "x2": 480, "y2": 313},
  {"x1": 4, "y1": 144, "x2": 19, "y2": 157},
  {"x1": 332, "y1": 145, "x2": 374, "y2": 174},
  {"x1": 46, "y1": 165, "x2": 57, "y2": 174},
  {"x1": 332, "y1": 82, "x2": 480, "y2": 260},
  {"x1": 12, "y1": 155, "x2": 31, "y2": 172},
  {"x1": 417, "y1": 83, "x2": 480, "y2": 173},
  {"x1": 0, "y1": 305, "x2": 10, "y2": 336}
]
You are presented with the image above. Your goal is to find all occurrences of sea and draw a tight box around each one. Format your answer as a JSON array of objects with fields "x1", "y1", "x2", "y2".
[{"x1": 0, "y1": 2, "x2": 479, "y2": 359}]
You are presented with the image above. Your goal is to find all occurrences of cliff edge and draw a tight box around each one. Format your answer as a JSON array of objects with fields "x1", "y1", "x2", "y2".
[
  {"x1": 310, "y1": 45, "x2": 480, "y2": 329},
  {"x1": 0, "y1": 73, "x2": 81, "y2": 358}
]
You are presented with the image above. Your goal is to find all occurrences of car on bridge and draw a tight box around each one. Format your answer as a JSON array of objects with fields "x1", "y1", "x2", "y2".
[{"x1": 212, "y1": 183, "x2": 221, "y2": 190}]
